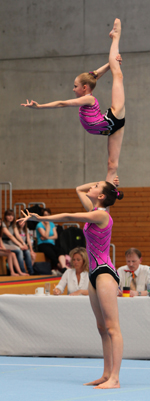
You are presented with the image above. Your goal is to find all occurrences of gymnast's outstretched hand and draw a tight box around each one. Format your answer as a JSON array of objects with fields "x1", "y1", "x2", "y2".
[
  {"x1": 17, "y1": 209, "x2": 40, "y2": 225},
  {"x1": 21, "y1": 99, "x2": 39, "y2": 108}
]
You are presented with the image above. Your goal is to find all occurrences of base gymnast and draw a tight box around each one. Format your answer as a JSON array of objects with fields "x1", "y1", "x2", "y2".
[
  {"x1": 21, "y1": 18, "x2": 125, "y2": 184},
  {"x1": 18, "y1": 178, "x2": 124, "y2": 389}
]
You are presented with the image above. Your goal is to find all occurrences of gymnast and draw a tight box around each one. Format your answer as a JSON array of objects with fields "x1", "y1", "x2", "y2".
[
  {"x1": 17, "y1": 177, "x2": 124, "y2": 389},
  {"x1": 21, "y1": 18, "x2": 125, "y2": 184}
]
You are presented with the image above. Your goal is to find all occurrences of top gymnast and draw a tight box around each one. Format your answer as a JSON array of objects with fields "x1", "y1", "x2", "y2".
[{"x1": 21, "y1": 18, "x2": 125, "y2": 184}]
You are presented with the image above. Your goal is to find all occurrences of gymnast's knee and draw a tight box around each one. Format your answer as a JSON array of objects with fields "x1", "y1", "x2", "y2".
[
  {"x1": 114, "y1": 68, "x2": 123, "y2": 83},
  {"x1": 106, "y1": 322, "x2": 122, "y2": 338},
  {"x1": 97, "y1": 321, "x2": 107, "y2": 336}
]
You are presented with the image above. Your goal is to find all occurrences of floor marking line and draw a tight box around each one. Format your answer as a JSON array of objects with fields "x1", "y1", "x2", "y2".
[{"x1": 0, "y1": 363, "x2": 150, "y2": 370}]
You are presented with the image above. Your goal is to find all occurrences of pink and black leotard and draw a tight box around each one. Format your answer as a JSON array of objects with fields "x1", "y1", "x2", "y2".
[
  {"x1": 79, "y1": 97, "x2": 125, "y2": 136},
  {"x1": 83, "y1": 208, "x2": 119, "y2": 288}
]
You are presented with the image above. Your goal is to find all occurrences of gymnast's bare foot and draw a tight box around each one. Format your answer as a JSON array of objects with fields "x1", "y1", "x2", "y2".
[
  {"x1": 84, "y1": 374, "x2": 110, "y2": 386},
  {"x1": 109, "y1": 18, "x2": 121, "y2": 39},
  {"x1": 94, "y1": 377, "x2": 120, "y2": 389}
]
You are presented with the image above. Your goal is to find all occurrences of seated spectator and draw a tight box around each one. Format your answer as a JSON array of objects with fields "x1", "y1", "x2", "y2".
[
  {"x1": 36, "y1": 208, "x2": 68, "y2": 273},
  {"x1": 117, "y1": 248, "x2": 150, "y2": 297},
  {"x1": 2, "y1": 209, "x2": 34, "y2": 275},
  {"x1": 17, "y1": 220, "x2": 36, "y2": 265},
  {"x1": 0, "y1": 218, "x2": 27, "y2": 276},
  {"x1": 53, "y1": 247, "x2": 89, "y2": 296}
]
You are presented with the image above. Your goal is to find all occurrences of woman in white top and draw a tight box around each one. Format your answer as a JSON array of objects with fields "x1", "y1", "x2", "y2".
[{"x1": 53, "y1": 247, "x2": 89, "y2": 296}]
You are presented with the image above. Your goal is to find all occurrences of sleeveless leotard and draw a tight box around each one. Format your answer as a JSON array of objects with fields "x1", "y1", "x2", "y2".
[
  {"x1": 79, "y1": 97, "x2": 125, "y2": 136},
  {"x1": 83, "y1": 209, "x2": 119, "y2": 285}
]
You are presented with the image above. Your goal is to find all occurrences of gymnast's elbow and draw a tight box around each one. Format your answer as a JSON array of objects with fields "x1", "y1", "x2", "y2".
[
  {"x1": 59, "y1": 100, "x2": 76, "y2": 107},
  {"x1": 64, "y1": 214, "x2": 75, "y2": 222},
  {"x1": 58, "y1": 101, "x2": 69, "y2": 107}
]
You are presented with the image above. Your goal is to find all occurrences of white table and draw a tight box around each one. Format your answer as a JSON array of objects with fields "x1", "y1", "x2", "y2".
[{"x1": 0, "y1": 295, "x2": 149, "y2": 358}]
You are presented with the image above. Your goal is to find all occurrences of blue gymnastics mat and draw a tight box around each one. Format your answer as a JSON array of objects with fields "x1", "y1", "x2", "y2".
[{"x1": 0, "y1": 356, "x2": 150, "y2": 401}]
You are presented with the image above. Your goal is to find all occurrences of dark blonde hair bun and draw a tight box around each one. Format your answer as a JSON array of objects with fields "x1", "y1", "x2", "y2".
[{"x1": 89, "y1": 71, "x2": 98, "y2": 79}]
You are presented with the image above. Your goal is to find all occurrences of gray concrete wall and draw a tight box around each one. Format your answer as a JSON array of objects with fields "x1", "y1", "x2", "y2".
[{"x1": 0, "y1": 0, "x2": 150, "y2": 188}]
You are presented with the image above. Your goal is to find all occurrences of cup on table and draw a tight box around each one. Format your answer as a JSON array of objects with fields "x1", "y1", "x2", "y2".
[
  {"x1": 122, "y1": 286, "x2": 130, "y2": 297},
  {"x1": 45, "y1": 282, "x2": 50, "y2": 296},
  {"x1": 35, "y1": 287, "x2": 44, "y2": 296}
]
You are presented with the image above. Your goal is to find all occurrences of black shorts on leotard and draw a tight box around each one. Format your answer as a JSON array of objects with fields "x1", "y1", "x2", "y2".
[
  {"x1": 104, "y1": 108, "x2": 125, "y2": 136},
  {"x1": 89, "y1": 264, "x2": 120, "y2": 290}
]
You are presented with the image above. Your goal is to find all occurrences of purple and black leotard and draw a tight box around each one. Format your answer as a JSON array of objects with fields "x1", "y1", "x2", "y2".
[
  {"x1": 83, "y1": 208, "x2": 119, "y2": 288},
  {"x1": 79, "y1": 97, "x2": 125, "y2": 136}
]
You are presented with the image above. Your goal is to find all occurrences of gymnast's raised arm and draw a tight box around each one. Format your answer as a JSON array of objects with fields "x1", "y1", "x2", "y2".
[{"x1": 90, "y1": 55, "x2": 122, "y2": 81}]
